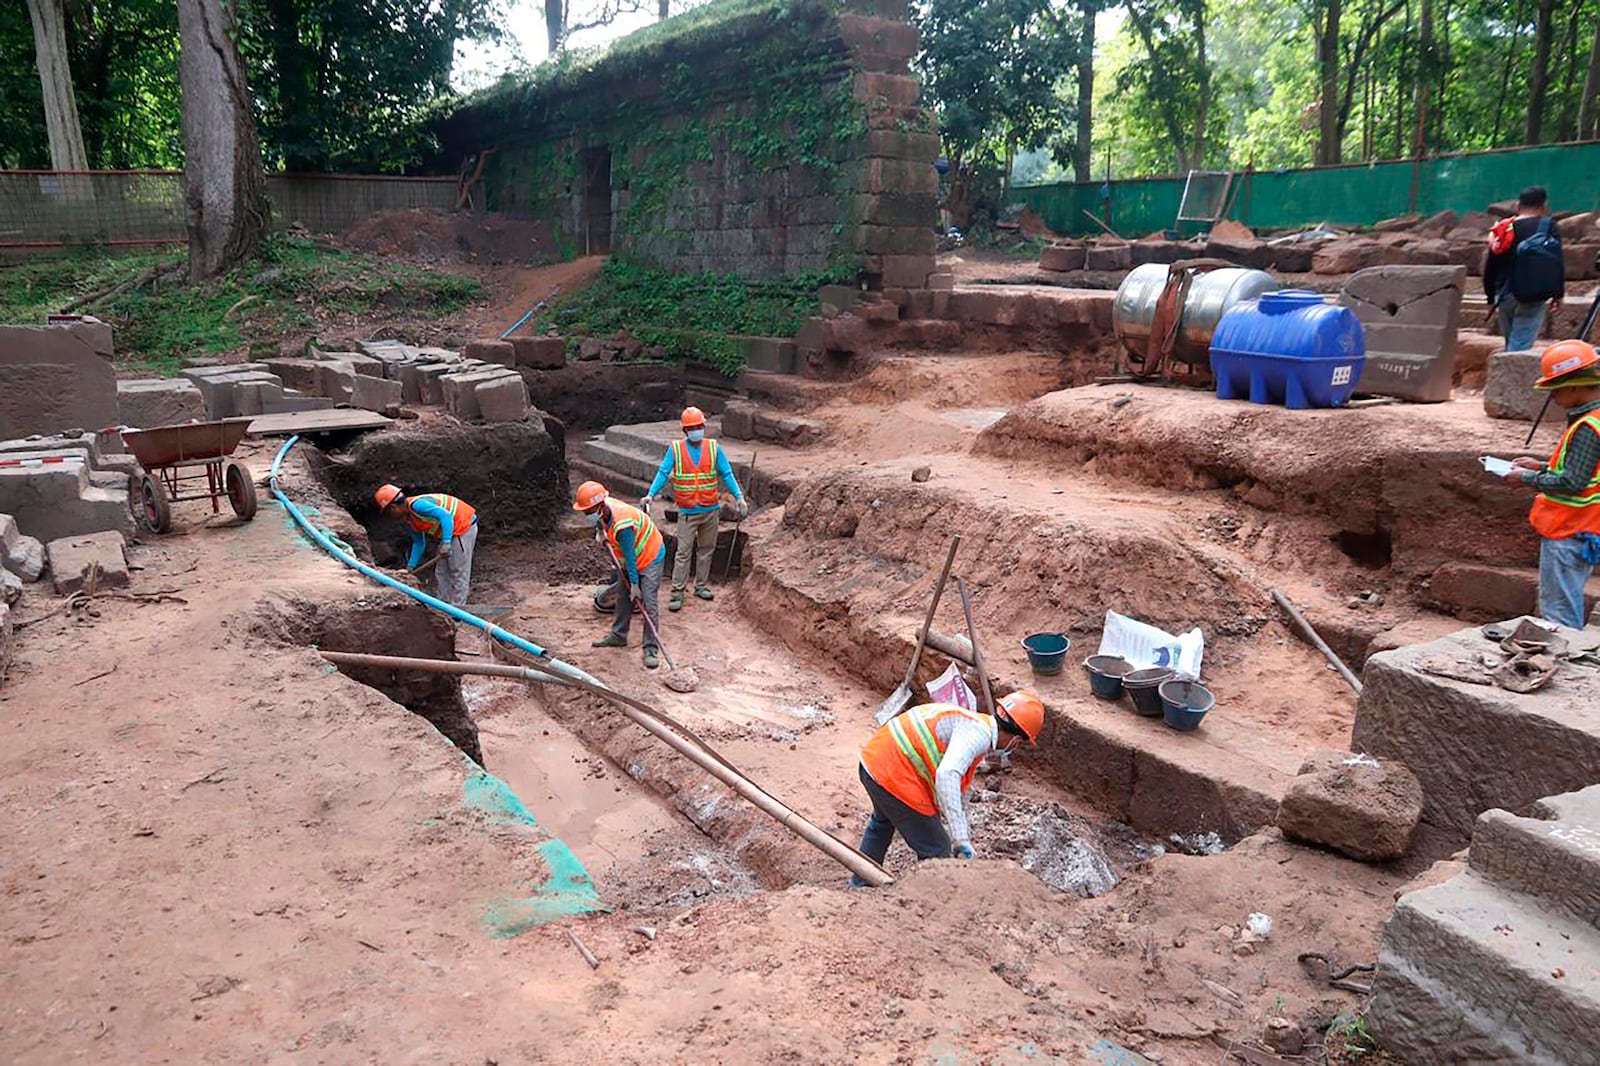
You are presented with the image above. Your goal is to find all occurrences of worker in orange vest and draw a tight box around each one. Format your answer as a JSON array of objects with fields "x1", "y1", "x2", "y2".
[
  {"x1": 851, "y1": 691, "x2": 1046, "y2": 885},
  {"x1": 1499, "y1": 340, "x2": 1600, "y2": 628},
  {"x1": 374, "y1": 484, "x2": 478, "y2": 606},
  {"x1": 640, "y1": 406, "x2": 746, "y2": 612},
  {"x1": 575, "y1": 479, "x2": 667, "y2": 669}
]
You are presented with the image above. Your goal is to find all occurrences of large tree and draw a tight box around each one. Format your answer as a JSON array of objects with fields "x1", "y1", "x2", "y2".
[
  {"x1": 917, "y1": 0, "x2": 1082, "y2": 190},
  {"x1": 24, "y1": 0, "x2": 88, "y2": 172},
  {"x1": 1526, "y1": 0, "x2": 1557, "y2": 143},
  {"x1": 1122, "y1": 0, "x2": 1213, "y2": 172},
  {"x1": 178, "y1": 0, "x2": 270, "y2": 279}
]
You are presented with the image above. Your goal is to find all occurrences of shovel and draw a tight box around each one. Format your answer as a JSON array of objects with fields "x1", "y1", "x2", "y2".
[
  {"x1": 874, "y1": 535, "x2": 960, "y2": 725},
  {"x1": 635, "y1": 595, "x2": 699, "y2": 692}
]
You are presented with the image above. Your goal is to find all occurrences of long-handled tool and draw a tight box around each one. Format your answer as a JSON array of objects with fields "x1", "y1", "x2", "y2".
[
  {"x1": 957, "y1": 577, "x2": 995, "y2": 715},
  {"x1": 1523, "y1": 290, "x2": 1600, "y2": 447},
  {"x1": 720, "y1": 450, "x2": 758, "y2": 581},
  {"x1": 634, "y1": 594, "x2": 699, "y2": 692},
  {"x1": 875, "y1": 535, "x2": 961, "y2": 724}
]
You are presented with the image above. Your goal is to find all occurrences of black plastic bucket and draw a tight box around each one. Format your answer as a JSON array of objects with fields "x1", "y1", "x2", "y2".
[
  {"x1": 1159, "y1": 679, "x2": 1214, "y2": 731},
  {"x1": 1124, "y1": 668, "x2": 1175, "y2": 716},
  {"x1": 1083, "y1": 655, "x2": 1133, "y2": 700},
  {"x1": 1022, "y1": 633, "x2": 1072, "y2": 675}
]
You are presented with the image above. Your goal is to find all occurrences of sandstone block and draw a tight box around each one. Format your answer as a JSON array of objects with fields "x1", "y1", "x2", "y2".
[
  {"x1": 415, "y1": 363, "x2": 456, "y2": 406},
  {"x1": 0, "y1": 321, "x2": 119, "y2": 439},
  {"x1": 475, "y1": 376, "x2": 530, "y2": 422},
  {"x1": 319, "y1": 352, "x2": 385, "y2": 377},
  {"x1": 350, "y1": 373, "x2": 402, "y2": 413},
  {"x1": 316, "y1": 362, "x2": 357, "y2": 405},
  {"x1": 1453, "y1": 331, "x2": 1501, "y2": 388},
  {"x1": 1085, "y1": 243, "x2": 1132, "y2": 271},
  {"x1": 1563, "y1": 242, "x2": 1598, "y2": 281},
  {"x1": 465, "y1": 340, "x2": 517, "y2": 368},
  {"x1": 722, "y1": 401, "x2": 756, "y2": 440},
  {"x1": 1339, "y1": 265, "x2": 1467, "y2": 403},
  {"x1": 0, "y1": 513, "x2": 45, "y2": 582},
  {"x1": 1277, "y1": 750, "x2": 1424, "y2": 861},
  {"x1": 1313, "y1": 239, "x2": 1380, "y2": 275},
  {"x1": 1271, "y1": 244, "x2": 1315, "y2": 273},
  {"x1": 262, "y1": 357, "x2": 323, "y2": 393},
  {"x1": 1204, "y1": 237, "x2": 1274, "y2": 270},
  {"x1": 511, "y1": 336, "x2": 566, "y2": 370},
  {"x1": 1354, "y1": 621, "x2": 1600, "y2": 852},
  {"x1": 878, "y1": 254, "x2": 935, "y2": 288},
  {"x1": 1039, "y1": 244, "x2": 1086, "y2": 272},
  {"x1": 1132, "y1": 239, "x2": 1198, "y2": 267},
  {"x1": 442, "y1": 370, "x2": 515, "y2": 420},
  {"x1": 1483, "y1": 350, "x2": 1546, "y2": 421},
  {"x1": 1414, "y1": 209, "x2": 1459, "y2": 238},
  {"x1": 0, "y1": 600, "x2": 9, "y2": 685},
  {"x1": 926, "y1": 272, "x2": 955, "y2": 291},
  {"x1": 1, "y1": 566, "x2": 18, "y2": 606},
  {"x1": 46, "y1": 530, "x2": 129, "y2": 595},
  {"x1": 116, "y1": 379, "x2": 205, "y2": 429}
]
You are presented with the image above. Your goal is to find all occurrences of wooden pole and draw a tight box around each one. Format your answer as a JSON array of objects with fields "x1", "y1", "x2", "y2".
[
  {"x1": 318, "y1": 650, "x2": 894, "y2": 886},
  {"x1": 956, "y1": 578, "x2": 995, "y2": 715},
  {"x1": 1270, "y1": 589, "x2": 1363, "y2": 695}
]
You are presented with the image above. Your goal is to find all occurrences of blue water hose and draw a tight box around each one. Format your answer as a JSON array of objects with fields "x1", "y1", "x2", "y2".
[{"x1": 268, "y1": 435, "x2": 603, "y2": 689}]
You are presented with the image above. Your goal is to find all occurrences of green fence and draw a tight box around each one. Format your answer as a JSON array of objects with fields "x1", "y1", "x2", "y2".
[{"x1": 1015, "y1": 141, "x2": 1600, "y2": 237}]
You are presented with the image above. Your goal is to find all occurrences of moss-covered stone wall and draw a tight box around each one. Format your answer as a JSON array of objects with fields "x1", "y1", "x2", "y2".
[{"x1": 433, "y1": 0, "x2": 939, "y2": 287}]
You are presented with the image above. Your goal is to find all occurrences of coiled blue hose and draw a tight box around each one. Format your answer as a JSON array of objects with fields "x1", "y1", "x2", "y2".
[{"x1": 268, "y1": 434, "x2": 602, "y2": 690}]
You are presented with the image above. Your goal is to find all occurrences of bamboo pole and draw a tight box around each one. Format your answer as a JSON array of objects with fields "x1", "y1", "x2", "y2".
[{"x1": 318, "y1": 650, "x2": 894, "y2": 886}]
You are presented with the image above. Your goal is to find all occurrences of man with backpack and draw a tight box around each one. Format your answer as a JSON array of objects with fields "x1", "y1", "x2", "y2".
[{"x1": 1484, "y1": 186, "x2": 1565, "y2": 351}]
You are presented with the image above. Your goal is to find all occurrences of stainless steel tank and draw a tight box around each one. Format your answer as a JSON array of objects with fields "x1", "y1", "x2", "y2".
[{"x1": 1113, "y1": 263, "x2": 1280, "y2": 365}]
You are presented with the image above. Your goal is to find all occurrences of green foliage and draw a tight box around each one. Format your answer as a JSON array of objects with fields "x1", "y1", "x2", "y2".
[
  {"x1": 545, "y1": 257, "x2": 841, "y2": 374},
  {"x1": 915, "y1": 0, "x2": 1085, "y2": 171},
  {"x1": 0, "y1": 238, "x2": 479, "y2": 374}
]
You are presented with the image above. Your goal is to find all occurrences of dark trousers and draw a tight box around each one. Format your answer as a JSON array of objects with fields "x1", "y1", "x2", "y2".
[{"x1": 857, "y1": 763, "x2": 951, "y2": 864}]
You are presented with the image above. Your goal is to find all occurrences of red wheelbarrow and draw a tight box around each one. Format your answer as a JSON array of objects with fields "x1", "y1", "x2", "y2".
[{"x1": 122, "y1": 417, "x2": 259, "y2": 533}]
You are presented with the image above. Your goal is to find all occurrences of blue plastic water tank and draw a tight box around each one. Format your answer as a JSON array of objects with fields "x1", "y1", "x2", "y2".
[{"x1": 1210, "y1": 290, "x2": 1366, "y2": 410}]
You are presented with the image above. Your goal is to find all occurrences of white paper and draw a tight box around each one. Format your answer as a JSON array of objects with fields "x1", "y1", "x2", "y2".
[
  {"x1": 1480, "y1": 455, "x2": 1515, "y2": 477},
  {"x1": 926, "y1": 660, "x2": 978, "y2": 711},
  {"x1": 1097, "y1": 610, "x2": 1205, "y2": 678}
]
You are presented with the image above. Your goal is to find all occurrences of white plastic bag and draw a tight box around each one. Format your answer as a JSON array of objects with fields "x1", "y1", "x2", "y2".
[
  {"x1": 1097, "y1": 610, "x2": 1204, "y2": 678},
  {"x1": 926, "y1": 660, "x2": 978, "y2": 710}
]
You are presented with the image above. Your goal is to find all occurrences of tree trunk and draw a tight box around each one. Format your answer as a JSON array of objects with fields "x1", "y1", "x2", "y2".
[
  {"x1": 24, "y1": 0, "x2": 89, "y2": 173},
  {"x1": 1317, "y1": 0, "x2": 1342, "y2": 165},
  {"x1": 658, "y1": 0, "x2": 669, "y2": 18},
  {"x1": 1411, "y1": 0, "x2": 1434, "y2": 156},
  {"x1": 546, "y1": 0, "x2": 564, "y2": 53},
  {"x1": 1074, "y1": 1, "x2": 1095, "y2": 182},
  {"x1": 265, "y1": 0, "x2": 321, "y2": 171},
  {"x1": 1190, "y1": 0, "x2": 1210, "y2": 167},
  {"x1": 1556, "y1": 3, "x2": 1582, "y2": 141},
  {"x1": 1527, "y1": 0, "x2": 1556, "y2": 144},
  {"x1": 177, "y1": 0, "x2": 270, "y2": 281},
  {"x1": 1493, "y1": 1, "x2": 1528, "y2": 144},
  {"x1": 1581, "y1": 11, "x2": 1600, "y2": 139}
]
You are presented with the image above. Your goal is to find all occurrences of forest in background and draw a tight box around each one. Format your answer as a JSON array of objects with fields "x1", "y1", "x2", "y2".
[{"x1": 3, "y1": 0, "x2": 1595, "y2": 182}]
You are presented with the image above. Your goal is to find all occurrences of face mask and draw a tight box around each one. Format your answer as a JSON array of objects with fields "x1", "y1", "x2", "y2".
[
  {"x1": 686, "y1": 429, "x2": 704, "y2": 443},
  {"x1": 586, "y1": 511, "x2": 602, "y2": 527}
]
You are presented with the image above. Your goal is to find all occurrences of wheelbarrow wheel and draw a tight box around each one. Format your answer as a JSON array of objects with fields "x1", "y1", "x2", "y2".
[
  {"x1": 225, "y1": 460, "x2": 258, "y2": 521},
  {"x1": 138, "y1": 474, "x2": 172, "y2": 534}
]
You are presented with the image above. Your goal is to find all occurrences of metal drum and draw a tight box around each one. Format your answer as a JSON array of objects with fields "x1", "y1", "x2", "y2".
[{"x1": 1112, "y1": 263, "x2": 1280, "y2": 365}]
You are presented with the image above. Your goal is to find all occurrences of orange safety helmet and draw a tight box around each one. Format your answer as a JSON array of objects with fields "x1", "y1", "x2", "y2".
[
  {"x1": 997, "y1": 690, "x2": 1045, "y2": 746},
  {"x1": 1535, "y1": 340, "x2": 1600, "y2": 389},
  {"x1": 572, "y1": 480, "x2": 609, "y2": 511},
  {"x1": 374, "y1": 483, "x2": 404, "y2": 510},
  {"x1": 680, "y1": 406, "x2": 707, "y2": 430}
]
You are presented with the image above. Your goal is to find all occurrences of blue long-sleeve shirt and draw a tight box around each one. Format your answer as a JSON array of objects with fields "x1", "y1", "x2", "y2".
[
  {"x1": 647, "y1": 440, "x2": 744, "y2": 516},
  {"x1": 406, "y1": 496, "x2": 457, "y2": 569}
]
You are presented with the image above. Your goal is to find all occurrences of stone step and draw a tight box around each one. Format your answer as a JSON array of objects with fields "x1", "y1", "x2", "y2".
[
  {"x1": 1470, "y1": 785, "x2": 1600, "y2": 932},
  {"x1": 1370, "y1": 870, "x2": 1600, "y2": 1063},
  {"x1": 601, "y1": 419, "x2": 722, "y2": 457},
  {"x1": 0, "y1": 461, "x2": 133, "y2": 541},
  {"x1": 567, "y1": 457, "x2": 652, "y2": 505},
  {"x1": 580, "y1": 437, "x2": 660, "y2": 484}
]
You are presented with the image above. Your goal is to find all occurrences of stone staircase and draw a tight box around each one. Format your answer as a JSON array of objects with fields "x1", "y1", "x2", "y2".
[
  {"x1": 572, "y1": 420, "x2": 784, "y2": 508},
  {"x1": 1370, "y1": 784, "x2": 1600, "y2": 1063},
  {"x1": 0, "y1": 433, "x2": 134, "y2": 541}
]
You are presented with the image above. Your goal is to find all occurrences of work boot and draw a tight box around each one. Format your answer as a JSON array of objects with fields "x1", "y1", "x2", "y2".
[
  {"x1": 668, "y1": 589, "x2": 684, "y2": 612},
  {"x1": 643, "y1": 648, "x2": 660, "y2": 669},
  {"x1": 592, "y1": 634, "x2": 627, "y2": 648},
  {"x1": 695, "y1": 586, "x2": 715, "y2": 601}
]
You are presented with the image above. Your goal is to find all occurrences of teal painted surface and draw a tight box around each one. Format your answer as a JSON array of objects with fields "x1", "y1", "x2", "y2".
[
  {"x1": 1018, "y1": 142, "x2": 1600, "y2": 236},
  {"x1": 463, "y1": 768, "x2": 607, "y2": 937}
]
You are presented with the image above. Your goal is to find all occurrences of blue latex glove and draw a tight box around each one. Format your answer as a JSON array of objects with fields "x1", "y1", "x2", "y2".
[{"x1": 954, "y1": 842, "x2": 975, "y2": 860}]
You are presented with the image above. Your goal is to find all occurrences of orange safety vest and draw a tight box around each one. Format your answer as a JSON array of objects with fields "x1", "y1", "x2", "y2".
[
  {"x1": 603, "y1": 500, "x2": 664, "y2": 571},
  {"x1": 669, "y1": 438, "x2": 721, "y2": 510},
  {"x1": 860, "y1": 703, "x2": 994, "y2": 816},
  {"x1": 1529, "y1": 413, "x2": 1600, "y2": 540},
  {"x1": 405, "y1": 493, "x2": 476, "y2": 538}
]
